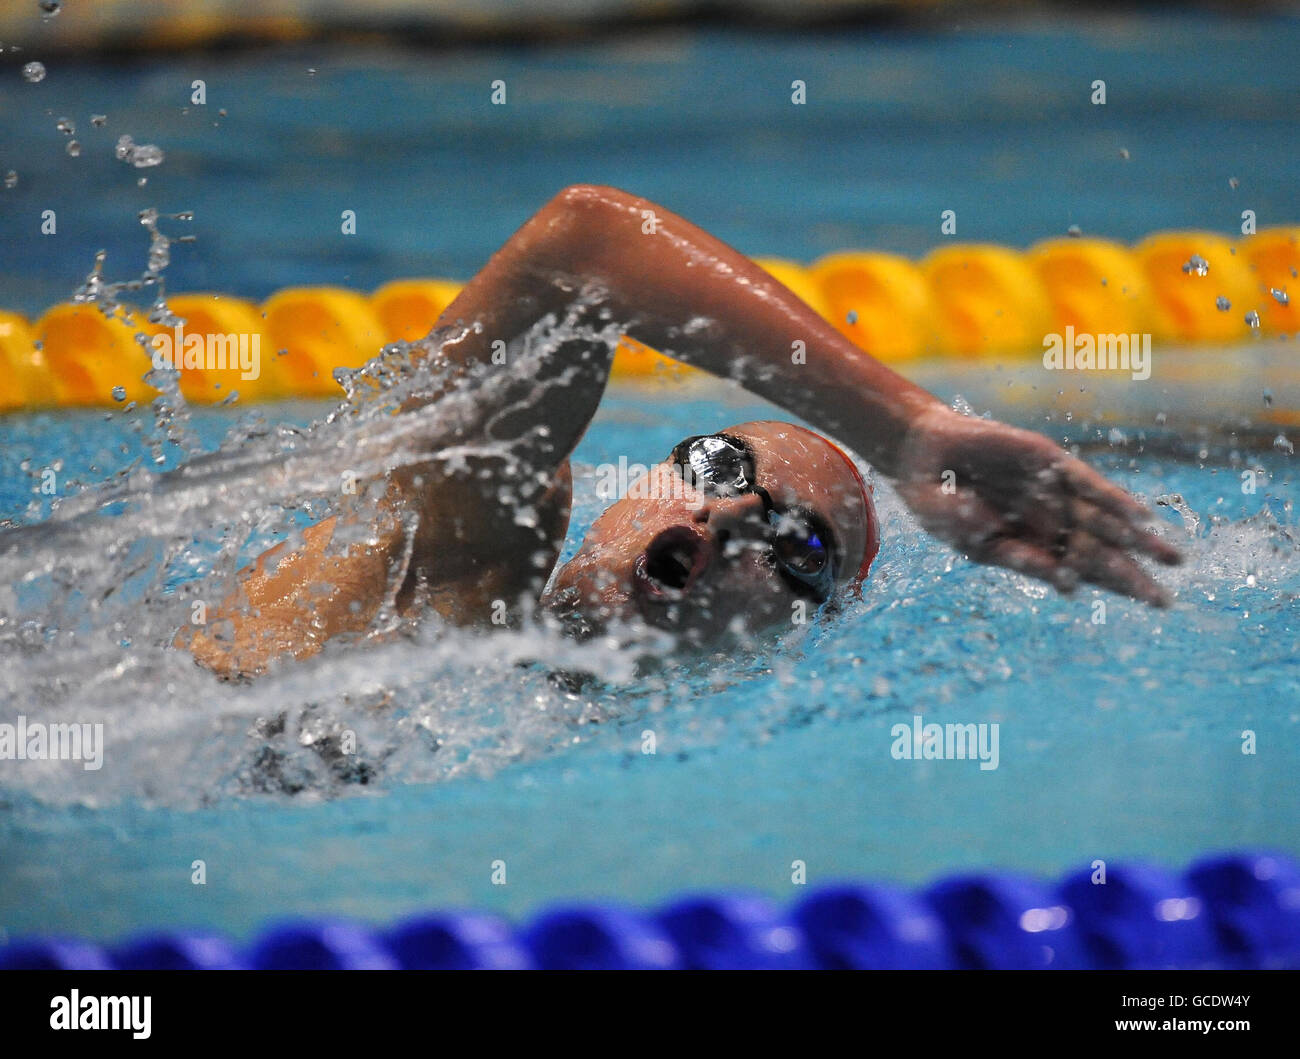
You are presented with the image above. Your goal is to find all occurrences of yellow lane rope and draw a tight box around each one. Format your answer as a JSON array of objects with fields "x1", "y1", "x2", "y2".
[{"x1": 0, "y1": 228, "x2": 1295, "y2": 412}]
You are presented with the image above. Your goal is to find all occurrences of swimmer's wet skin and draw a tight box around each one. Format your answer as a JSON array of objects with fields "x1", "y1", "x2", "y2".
[{"x1": 186, "y1": 184, "x2": 1182, "y2": 679}]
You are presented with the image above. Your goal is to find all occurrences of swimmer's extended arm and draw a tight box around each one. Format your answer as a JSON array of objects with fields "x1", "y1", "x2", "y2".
[
  {"x1": 422, "y1": 184, "x2": 1180, "y2": 604},
  {"x1": 190, "y1": 183, "x2": 1180, "y2": 678},
  {"x1": 427, "y1": 184, "x2": 941, "y2": 476}
]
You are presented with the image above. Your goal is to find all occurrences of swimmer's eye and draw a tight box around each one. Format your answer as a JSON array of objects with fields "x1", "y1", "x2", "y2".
[
  {"x1": 769, "y1": 507, "x2": 837, "y2": 601},
  {"x1": 669, "y1": 433, "x2": 755, "y2": 495}
]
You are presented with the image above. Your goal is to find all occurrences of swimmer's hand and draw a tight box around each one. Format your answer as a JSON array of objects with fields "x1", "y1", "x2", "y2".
[
  {"x1": 895, "y1": 408, "x2": 1182, "y2": 606},
  {"x1": 184, "y1": 514, "x2": 406, "y2": 679}
]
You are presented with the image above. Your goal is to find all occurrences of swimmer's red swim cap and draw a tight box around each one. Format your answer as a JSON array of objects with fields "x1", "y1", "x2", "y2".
[{"x1": 824, "y1": 437, "x2": 880, "y2": 589}]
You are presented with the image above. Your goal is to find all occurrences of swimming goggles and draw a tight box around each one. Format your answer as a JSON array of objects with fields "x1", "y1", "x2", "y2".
[{"x1": 668, "y1": 433, "x2": 839, "y2": 602}]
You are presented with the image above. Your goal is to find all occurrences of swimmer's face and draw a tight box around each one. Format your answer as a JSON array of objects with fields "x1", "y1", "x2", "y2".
[{"x1": 541, "y1": 421, "x2": 876, "y2": 645}]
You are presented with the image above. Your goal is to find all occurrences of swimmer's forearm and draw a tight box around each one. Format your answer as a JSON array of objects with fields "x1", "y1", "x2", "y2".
[{"x1": 433, "y1": 184, "x2": 947, "y2": 475}]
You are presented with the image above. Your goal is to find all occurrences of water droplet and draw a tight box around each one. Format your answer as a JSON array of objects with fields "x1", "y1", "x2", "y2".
[
  {"x1": 1273, "y1": 434, "x2": 1294, "y2": 455},
  {"x1": 65, "y1": 139, "x2": 80, "y2": 157},
  {"x1": 3, "y1": 170, "x2": 16, "y2": 189},
  {"x1": 111, "y1": 386, "x2": 126, "y2": 401},
  {"x1": 1154, "y1": 492, "x2": 1200, "y2": 535},
  {"x1": 845, "y1": 310, "x2": 858, "y2": 325},
  {"x1": 1271, "y1": 288, "x2": 1289, "y2": 306},
  {"x1": 55, "y1": 116, "x2": 74, "y2": 135},
  {"x1": 21, "y1": 60, "x2": 46, "y2": 83},
  {"x1": 1245, "y1": 310, "x2": 1261, "y2": 330},
  {"x1": 1229, "y1": 176, "x2": 1239, "y2": 189},
  {"x1": 1067, "y1": 224, "x2": 1082, "y2": 237},
  {"x1": 1215, "y1": 296, "x2": 1231, "y2": 311},
  {"x1": 1182, "y1": 254, "x2": 1209, "y2": 276},
  {"x1": 38, "y1": 0, "x2": 62, "y2": 17},
  {"x1": 115, "y1": 134, "x2": 165, "y2": 168},
  {"x1": 1263, "y1": 390, "x2": 1274, "y2": 407},
  {"x1": 1118, "y1": 147, "x2": 1130, "y2": 160},
  {"x1": 90, "y1": 113, "x2": 107, "y2": 127}
]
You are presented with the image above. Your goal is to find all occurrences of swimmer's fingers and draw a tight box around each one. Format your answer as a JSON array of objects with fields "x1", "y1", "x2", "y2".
[
  {"x1": 978, "y1": 537, "x2": 1081, "y2": 594},
  {"x1": 1070, "y1": 496, "x2": 1183, "y2": 567},
  {"x1": 1058, "y1": 460, "x2": 1182, "y2": 566},
  {"x1": 979, "y1": 528, "x2": 1173, "y2": 608},
  {"x1": 1065, "y1": 529, "x2": 1175, "y2": 608}
]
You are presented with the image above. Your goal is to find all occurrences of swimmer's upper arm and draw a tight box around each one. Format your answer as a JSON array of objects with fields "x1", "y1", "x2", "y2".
[{"x1": 398, "y1": 456, "x2": 573, "y2": 623}]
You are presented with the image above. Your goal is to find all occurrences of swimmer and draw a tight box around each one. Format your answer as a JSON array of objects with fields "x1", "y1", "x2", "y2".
[{"x1": 187, "y1": 185, "x2": 1180, "y2": 678}]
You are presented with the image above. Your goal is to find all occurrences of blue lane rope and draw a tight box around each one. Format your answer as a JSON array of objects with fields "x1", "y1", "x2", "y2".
[{"x1": 3, "y1": 850, "x2": 1297, "y2": 970}]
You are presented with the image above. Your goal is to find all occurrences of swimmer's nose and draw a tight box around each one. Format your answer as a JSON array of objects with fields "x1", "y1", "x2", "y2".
[{"x1": 696, "y1": 491, "x2": 769, "y2": 543}]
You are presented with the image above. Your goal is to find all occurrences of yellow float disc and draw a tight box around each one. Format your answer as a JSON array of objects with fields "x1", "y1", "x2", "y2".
[
  {"x1": 261, "y1": 287, "x2": 385, "y2": 398},
  {"x1": 167, "y1": 293, "x2": 282, "y2": 404},
  {"x1": 371, "y1": 278, "x2": 465, "y2": 344},
  {"x1": 32, "y1": 304, "x2": 160, "y2": 407},
  {"x1": 0, "y1": 311, "x2": 59, "y2": 411},
  {"x1": 1027, "y1": 237, "x2": 1152, "y2": 340},
  {"x1": 808, "y1": 251, "x2": 934, "y2": 362},
  {"x1": 1135, "y1": 231, "x2": 1258, "y2": 343},
  {"x1": 1239, "y1": 227, "x2": 1299, "y2": 336},
  {"x1": 921, "y1": 244, "x2": 1053, "y2": 358}
]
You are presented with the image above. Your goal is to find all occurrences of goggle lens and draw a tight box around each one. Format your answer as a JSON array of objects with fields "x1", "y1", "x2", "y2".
[{"x1": 670, "y1": 434, "x2": 755, "y2": 496}]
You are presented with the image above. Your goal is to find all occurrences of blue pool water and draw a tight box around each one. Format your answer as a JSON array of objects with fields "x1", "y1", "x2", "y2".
[
  {"x1": 1, "y1": 9, "x2": 1299, "y2": 944},
  {"x1": 1, "y1": 358, "x2": 1297, "y2": 942}
]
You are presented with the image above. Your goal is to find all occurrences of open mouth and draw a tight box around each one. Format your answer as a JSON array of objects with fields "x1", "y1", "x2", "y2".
[{"x1": 635, "y1": 526, "x2": 710, "y2": 601}]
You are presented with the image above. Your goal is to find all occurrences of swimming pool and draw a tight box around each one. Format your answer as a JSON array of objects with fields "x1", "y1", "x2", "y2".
[{"x1": 1, "y1": 9, "x2": 1298, "y2": 951}]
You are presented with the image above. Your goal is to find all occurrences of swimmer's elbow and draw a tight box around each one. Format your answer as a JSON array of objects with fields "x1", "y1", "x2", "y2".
[
  {"x1": 551, "y1": 182, "x2": 620, "y2": 206},
  {"x1": 546, "y1": 183, "x2": 639, "y2": 222}
]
